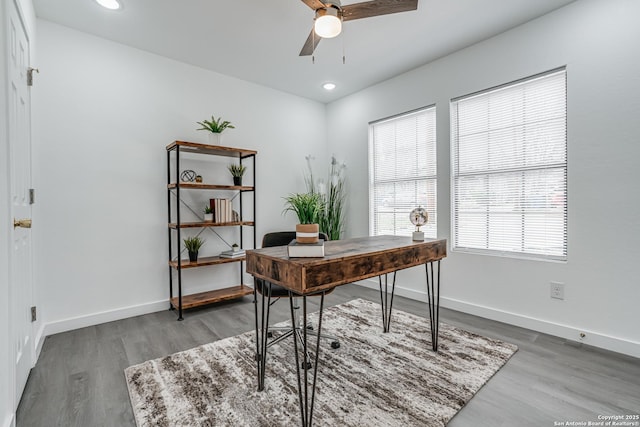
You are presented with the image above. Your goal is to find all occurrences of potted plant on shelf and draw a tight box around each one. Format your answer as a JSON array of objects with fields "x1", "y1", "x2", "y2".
[
  {"x1": 184, "y1": 236, "x2": 205, "y2": 263},
  {"x1": 283, "y1": 192, "x2": 322, "y2": 243},
  {"x1": 196, "y1": 115, "x2": 235, "y2": 146},
  {"x1": 228, "y1": 163, "x2": 246, "y2": 186},
  {"x1": 204, "y1": 205, "x2": 213, "y2": 222}
]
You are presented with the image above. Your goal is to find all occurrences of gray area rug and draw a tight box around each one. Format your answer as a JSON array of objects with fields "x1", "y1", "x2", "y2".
[{"x1": 125, "y1": 298, "x2": 517, "y2": 426}]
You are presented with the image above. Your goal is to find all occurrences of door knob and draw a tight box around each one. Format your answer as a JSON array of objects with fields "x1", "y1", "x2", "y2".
[{"x1": 13, "y1": 218, "x2": 32, "y2": 229}]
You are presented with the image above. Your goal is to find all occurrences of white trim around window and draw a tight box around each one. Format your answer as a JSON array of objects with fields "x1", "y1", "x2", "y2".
[
  {"x1": 369, "y1": 106, "x2": 437, "y2": 238},
  {"x1": 450, "y1": 68, "x2": 567, "y2": 261}
]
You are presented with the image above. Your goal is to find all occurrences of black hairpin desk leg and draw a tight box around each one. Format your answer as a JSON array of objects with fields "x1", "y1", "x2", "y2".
[
  {"x1": 378, "y1": 272, "x2": 397, "y2": 333},
  {"x1": 254, "y1": 279, "x2": 272, "y2": 391},
  {"x1": 425, "y1": 260, "x2": 441, "y2": 352},
  {"x1": 289, "y1": 291, "x2": 325, "y2": 427}
]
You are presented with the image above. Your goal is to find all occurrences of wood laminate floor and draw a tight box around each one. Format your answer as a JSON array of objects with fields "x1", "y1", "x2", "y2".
[{"x1": 17, "y1": 284, "x2": 640, "y2": 426}]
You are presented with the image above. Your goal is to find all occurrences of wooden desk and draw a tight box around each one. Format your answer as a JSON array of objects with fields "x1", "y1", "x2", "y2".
[{"x1": 246, "y1": 235, "x2": 447, "y2": 427}]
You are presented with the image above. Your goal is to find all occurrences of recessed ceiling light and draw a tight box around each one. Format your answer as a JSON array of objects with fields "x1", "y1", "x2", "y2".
[
  {"x1": 323, "y1": 83, "x2": 336, "y2": 91},
  {"x1": 95, "y1": 0, "x2": 121, "y2": 10}
]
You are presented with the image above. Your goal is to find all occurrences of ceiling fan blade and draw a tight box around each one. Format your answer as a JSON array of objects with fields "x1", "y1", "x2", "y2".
[
  {"x1": 342, "y1": 0, "x2": 418, "y2": 21},
  {"x1": 300, "y1": 0, "x2": 326, "y2": 10},
  {"x1": 299, "y1": 29, "x2": 322, "y2": 56}
]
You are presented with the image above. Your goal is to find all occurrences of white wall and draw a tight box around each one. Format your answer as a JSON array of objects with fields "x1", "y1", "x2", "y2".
[
  {"x1": 33, "y1": 20, "x2": 327, "y2": 338},
  {"x1": 327, "y1": 0, "x2": 640, "y2": 357},
  {"x1": 28, "y1": 0, "x2": 640, "y2": 360}
]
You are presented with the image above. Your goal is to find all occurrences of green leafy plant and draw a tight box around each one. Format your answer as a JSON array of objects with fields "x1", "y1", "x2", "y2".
[
  {"x1": 227, "y1": 163, "x2": 246, "y2": 177},
  {"x1": 196, "y1": 116, "x2": 235, "y2": 133},
  {"x1": 204, "y1": 205, "x2": 213, "y2": 214},
  {"x1": 283, "y1": 192, "x2": 322, "y2": 224},
  {"x1": 183, "y1": 236, "x2": 205, "y2": 252},
  {"x1": 305, "y1": 155, "x2": 347, "y2": 240}
]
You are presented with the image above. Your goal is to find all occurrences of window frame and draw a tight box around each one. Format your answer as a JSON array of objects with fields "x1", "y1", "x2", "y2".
[
  {"x1": 450, "y1": 67, "x2": 568, "y2": 262},
  {"x1": 368, "y1": 105, "x2": 437, "y2": 239}
]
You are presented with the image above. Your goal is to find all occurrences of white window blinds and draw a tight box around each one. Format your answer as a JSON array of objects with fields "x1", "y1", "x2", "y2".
[
  {"x1": 369, "y1": 107, "x2": 437, "y2": 238},
  {"x1": 451, "y1": 68, "x2": 567, "y2": 260}
]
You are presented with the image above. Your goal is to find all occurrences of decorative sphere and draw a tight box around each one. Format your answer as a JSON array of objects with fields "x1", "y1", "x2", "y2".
[{"x1": 410, "y1": 207, "x2": 428, "y2": 227}]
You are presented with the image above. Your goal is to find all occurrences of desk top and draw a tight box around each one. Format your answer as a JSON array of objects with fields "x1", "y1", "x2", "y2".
[{"x1": 246, "y1": 235, "x2": 446, "y2": 295}]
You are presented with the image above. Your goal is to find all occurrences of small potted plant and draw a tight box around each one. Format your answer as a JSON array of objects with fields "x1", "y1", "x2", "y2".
[
  {"x1": 196, "y1": 115, "x2": 235, "y2": 145},
  {"x1": 232, "y1": 243, "x2": 240, "y2": 252},
  {"x1": 184, "y1": 236, "x2": 205, "y2": 263},
  {"x1": 228, "y1": 163, "x2": 246, "y2": 186},
  {"x1": 283, "y1": 192, "x2": 322, "y2": 243},
  {"x1": 204, "y1": 205, "x2": 213, "y2": 222}
]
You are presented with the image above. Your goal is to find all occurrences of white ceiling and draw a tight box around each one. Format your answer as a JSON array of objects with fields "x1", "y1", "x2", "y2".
[{"x1": 33, "y1": 0, "x2": 576, "y2": 103}]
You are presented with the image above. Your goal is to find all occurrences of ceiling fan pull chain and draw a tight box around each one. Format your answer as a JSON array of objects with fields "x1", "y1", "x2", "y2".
[{"x1": 312, "y1": 27, "x2": 316, "y2": 64}]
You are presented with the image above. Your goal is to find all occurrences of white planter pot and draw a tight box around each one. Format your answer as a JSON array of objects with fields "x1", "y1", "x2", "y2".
[
  {"x1": 208, "y1": 132, "x2": 222, "y2": 145},
  {"x1": 204, "y1": 213, "x2": 213, "y2": 222}
]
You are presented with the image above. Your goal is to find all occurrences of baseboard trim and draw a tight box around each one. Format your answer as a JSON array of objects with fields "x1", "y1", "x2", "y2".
[
  {"x1": 34, "y1": 322, "x2": 45, "y2": 362},
  {"x1": 42, "y1": 299, "x2": 169, "y2": 338},
  {"x1": 36, "y1": 283, "x2": 640, "y2": 359},
  {"x1": 356, "y1": 279, "x2": 640, "y2": 359},
  {"x1": 3, "y1": 413, "x2": 15, "y2": 427},
  {"x1": 31, "y1": 322, "x2": 46, "y2": 369}
]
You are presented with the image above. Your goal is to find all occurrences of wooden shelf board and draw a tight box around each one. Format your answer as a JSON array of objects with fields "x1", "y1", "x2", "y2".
[
  {"x1": 167, "y1": 141, "x2": 257, "y2": 158},
  {"x1": 167, "y1": 183, "x2": 254, "y2": 191},
  {"x1": 170, "y1": 285, "x2": 253, "y2": 310},
  {"x1": 169, "y1": 255, "x2": 245, "y2": 269},
  {"x1": 169, "y1": 221, "x2": 255, "y2": 229}
]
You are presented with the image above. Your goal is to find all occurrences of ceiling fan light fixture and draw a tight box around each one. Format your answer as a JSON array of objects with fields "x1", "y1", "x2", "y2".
[
  {"x1": 314, "y1": 8, "x2": 342, "y2": 39},
  {"x1": 95, "y1": 0, "x2": 121, "y2": 10}
]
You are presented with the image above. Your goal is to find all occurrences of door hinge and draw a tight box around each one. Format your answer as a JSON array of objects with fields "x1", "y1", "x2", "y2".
[
  {"x1": 31, "y1": 306, "x2": 37, "y2": 322},
  {"x1": 27, "y1": 67, "x2": 39, "y2": 87},
  {"x1": 29, "y1": 188, "x2": 35, "y2": 205}
]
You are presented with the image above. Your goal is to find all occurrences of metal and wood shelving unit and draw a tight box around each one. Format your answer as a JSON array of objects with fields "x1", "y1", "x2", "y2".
[{"x1": 166, "y1": 140, "x2": 256, "y2": 320}]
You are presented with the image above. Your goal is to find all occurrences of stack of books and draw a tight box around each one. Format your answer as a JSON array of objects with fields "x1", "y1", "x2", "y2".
[
  {"x1": 219, "y1": 248, "x2": 246, "y2": 259},
  {"x1": 287, "y1": 239, "x2": 325, "y2": 258}
]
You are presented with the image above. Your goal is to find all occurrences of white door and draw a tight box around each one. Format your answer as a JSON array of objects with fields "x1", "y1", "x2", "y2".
[{"x1": 7, "y1": 0, "x2": 34, "y2": 407}]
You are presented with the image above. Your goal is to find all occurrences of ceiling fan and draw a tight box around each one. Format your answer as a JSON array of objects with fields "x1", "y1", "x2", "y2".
[{"x1": 298, "y1": 0, "x2": 419, "y2": 56}]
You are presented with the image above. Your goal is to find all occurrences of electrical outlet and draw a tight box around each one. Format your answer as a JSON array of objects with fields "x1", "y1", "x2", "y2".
[{"x1": 550, "y1": 281, "x2": 564, "y2": 300}]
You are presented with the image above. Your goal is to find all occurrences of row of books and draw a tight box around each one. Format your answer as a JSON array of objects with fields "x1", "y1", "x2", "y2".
[{"x1": 209, "y1": 198, "x2": 234, "y2": 223}]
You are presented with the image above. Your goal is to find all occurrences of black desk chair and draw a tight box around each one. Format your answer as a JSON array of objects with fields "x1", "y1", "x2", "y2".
[{"x1": 255, "y1": 231, "x2": 340, "y2": 366}]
